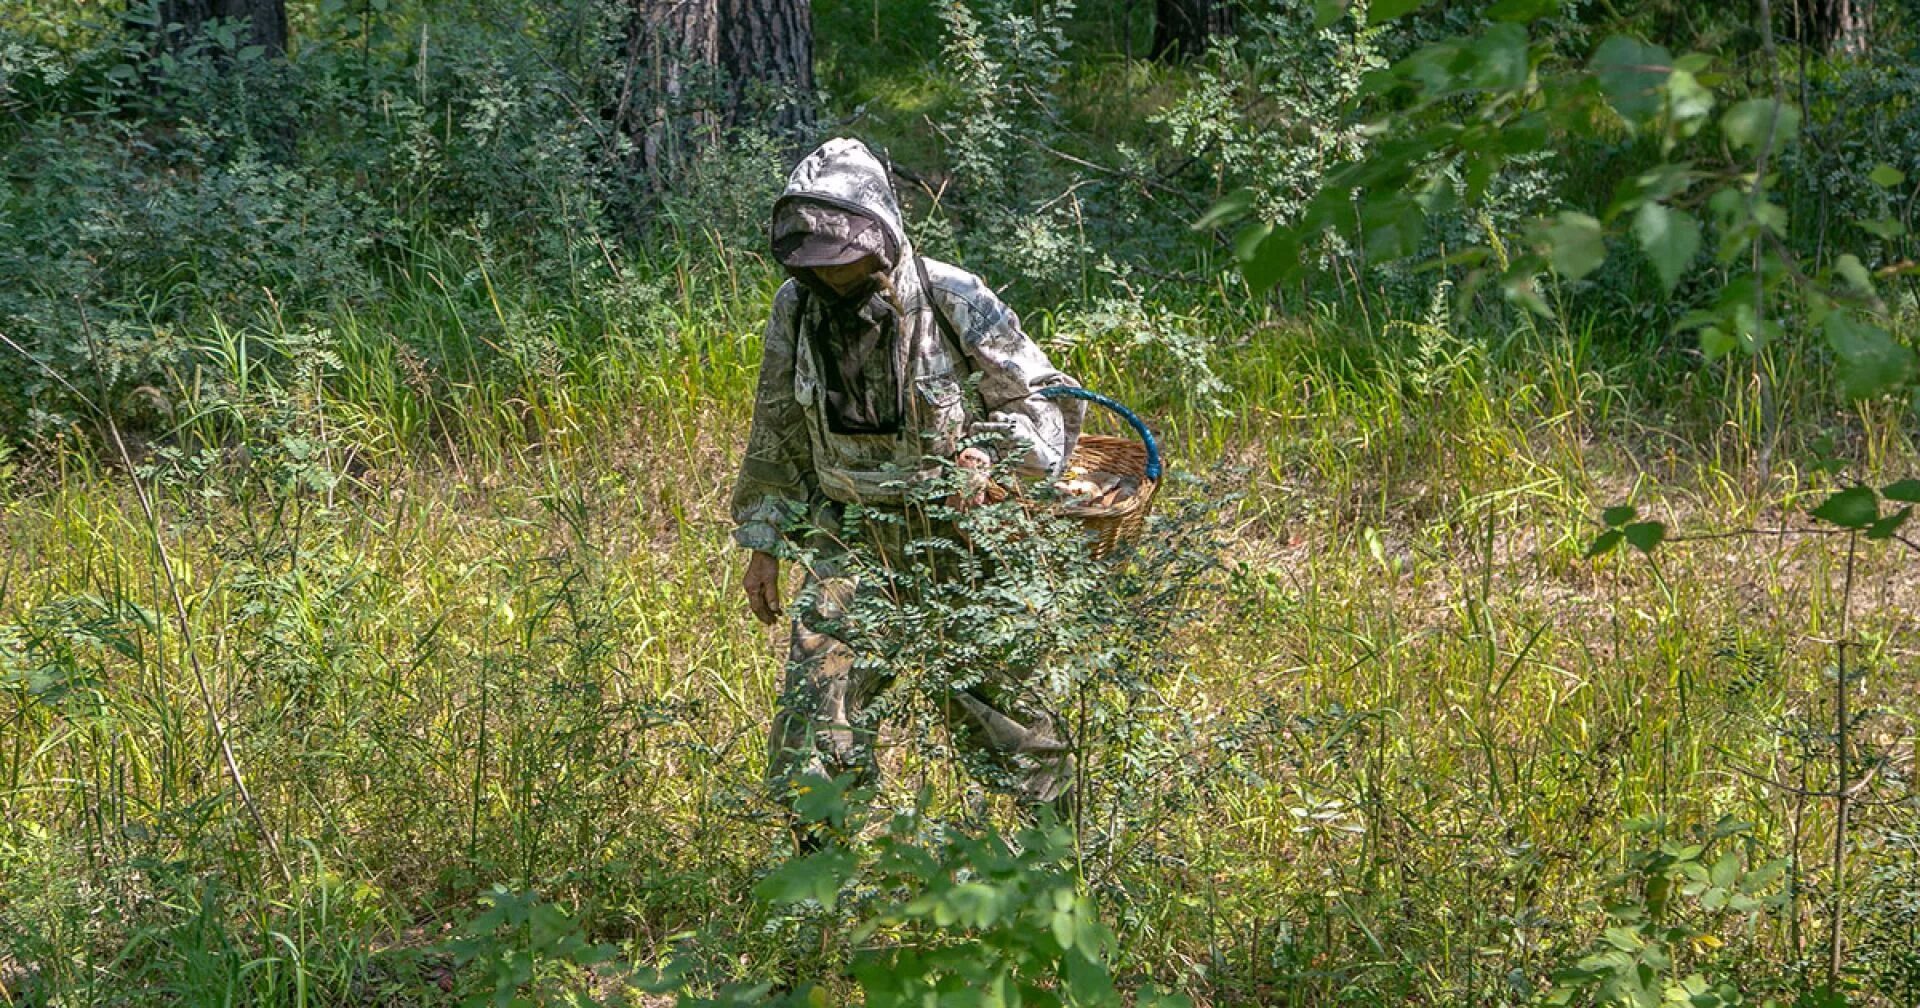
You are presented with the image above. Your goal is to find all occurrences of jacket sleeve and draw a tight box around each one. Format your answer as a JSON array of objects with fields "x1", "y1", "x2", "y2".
[
  {"x1": 730, "y1": 282, "x2": 815, "y2": 552},
  {"x1": 937, "y1": 275, "x2": 1084, "y2": 478}
]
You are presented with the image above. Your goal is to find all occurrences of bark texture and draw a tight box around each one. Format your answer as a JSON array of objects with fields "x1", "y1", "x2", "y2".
[
  {"x1": 613, "y1": 0, "x2": 813, "y2": 193},
  {"x1": 719, "y1": 0, "x2": 814, "y2": 133},
  {"x1": 615, "y1": 0, "x2": 722, "y2": 187},
  {"x1": 1151, "y1": 0, "x2": 1232, "y2": 61},
  {"x1": 1800, "y1": 0, "x2": 1873, "y2": 55}
]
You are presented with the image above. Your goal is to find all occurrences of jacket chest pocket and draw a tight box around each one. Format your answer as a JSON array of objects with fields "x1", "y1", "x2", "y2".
[{"x1": 914, "y1": 374, "x2": 967, "y2": 457}]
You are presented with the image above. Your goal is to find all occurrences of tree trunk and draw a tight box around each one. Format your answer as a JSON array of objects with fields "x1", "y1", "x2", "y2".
[
  {"x1": 614, "y1": 0, "x2": 722, "y2": 188},
  {"x1": 612, "y1": 0, "x2": 812, "y2": 194},
  {"x1": 150, "y1": 0, "x2": 289, "y2": 59},
  {"x1": 1151, "y1": 0, "x2": 1231, "y2": 61},
  {"x1": 1799, "y1": 0, "x2": 1872, "y2": 56},
  {"x1": 718, "y1": 0, "x2": 813, "y2": 134}
]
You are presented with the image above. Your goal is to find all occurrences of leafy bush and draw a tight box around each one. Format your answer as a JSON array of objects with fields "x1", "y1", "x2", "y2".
[
  {"x1": 0, "y1": 0, "x2": 647, "y2": 433},
  {"x1": 1789, "y1": 46, "x2": 1920, "y2": 282},
  {"x1": 924, "y1": 0, "x2": 1090, "y2": 300},
  {"x1": 1545, "y1": 817, "x2": 1790, "y2": 1007},
  {"x1": 756, "y1": 778, "x2": 1191, "y2": 1008},
  {"x1": 1153, "y1": 0, "x2": 1385, "y2": 235}
]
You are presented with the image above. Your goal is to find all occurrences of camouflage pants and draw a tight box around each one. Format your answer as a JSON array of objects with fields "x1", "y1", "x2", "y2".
[{"x1": 765, "y1": 504, "x2": 1075, "y2": 806}]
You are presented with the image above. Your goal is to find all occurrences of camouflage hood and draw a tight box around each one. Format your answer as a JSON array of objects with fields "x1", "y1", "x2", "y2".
[{"x1": 770, "y1": 138, "x2": 919, "y2": 299}]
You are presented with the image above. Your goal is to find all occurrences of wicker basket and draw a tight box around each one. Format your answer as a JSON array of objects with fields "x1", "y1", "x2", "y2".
[{"x1": 984, "y1": 386, "x2": 1162, "y2": 558}]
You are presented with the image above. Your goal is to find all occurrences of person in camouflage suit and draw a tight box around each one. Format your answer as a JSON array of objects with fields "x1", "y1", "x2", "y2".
[{"x1": 731, "y1": 137, "x2": 1086, "y2": 814}]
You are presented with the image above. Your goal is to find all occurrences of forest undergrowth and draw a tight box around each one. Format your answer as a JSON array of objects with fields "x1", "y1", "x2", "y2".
[
  {"x1": 4, "y1": 239, "x2": 1918, "y2": 1005},
  {"x1": 7, "y1": 0, "x2": 1920, "y2": 1003}
]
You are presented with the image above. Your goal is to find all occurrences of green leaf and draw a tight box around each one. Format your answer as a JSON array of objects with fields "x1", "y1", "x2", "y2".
[
  {"x1": 1368, "y1": 0, "x2": 1435, "y2": 25},
  {"x1": 1722, "y1": 98, "x2": 1800, "y2": 152},
  {"x1": 790, "y1": 773, "x2": 854, "y2": 827},
  {"x1": 1882, "y1": 478, "x2": 1920, "y2": 502},
  {"x1": 1809, "y1": 486, "x2": 1878, "y2": 529},
  {"x1": 1632, "y1": 203, "x2": 1700, "y2": 293},
  {"x1": 1544, "y1": 212, "x2": 1606, "y2": 281},
  {"x1": 1232, "y1": 220, "x2": 1274, "y2": 261},
  {"x1": 1195, "y1": 189, "x2": 1256, "y2": 231},
  {"x1": 1463, "y1": 23, "x2": 1531, "y2": 92},
  {"x1": 1861, "y1": 216, "x2": 1908, "y2": 239},
  {"x1": 1586, "y1": 528, "x2": 1624, "y2": 557},
  {"x1": 1590, "y1": 36, "x2": 1673, "y2": 125},
  {"x1": 1825, "y1": 312, "x2": 1915, "y2": 400},
  {"x1": 941, "y1": 882, "x2": 1004, "y2": 927},
  {"x1": 1242, "y1": 227, "x2": 1302, "y2": 292},
  {"x1": 1312, "y1": 0, "x2": 1351, "y2": 29},
  {"x1": 1664, "y1": 69, "x2": 1714, "y2": 129},
  {"x1": 1072, "y1": 897, "x2": 1110, "y2": 956},
  {"x1": 1866, "y1": 506, "x2": 1911, "y2": 541},
  {"x1": 1697, "y1": 325, "x2": 1736, "y2": 359},
  {"x1": 1361, "y1": 194, "x2": 1426, "y2": 263},
  {"x1": 1609, "y1": 163, "x2": 1696, "y2": 217},
  {"x1": 753, "y1": 848, "x2": 857, "y2": 910},
  {"x1": 1602, "y1": 505, "x2": 1637, "y2": 526},
  {"x1": 1050, "y1": 903, "x2": 1077, "y2": 949},
  {"x1": 1708, "y1": 850, "x2": 1740, "y2": 887},
  {"x1": 1501, "y1": 275, "x2": 1555, "y2": 318},
  {"x1": 1870, "y1": 164, "x2": 1905, "y2": 188},
  {"x1": 1834, "y1": 253, "x2": 1876, "y2": 295},
  {"x1": 1137, "y1": 986, "x2": 1195, "y2": 1008},
  {"x1": 1485, "y1": 0, "x2": 1557, "y2": 20},
  {"x1": 1623, "y1": 521, "x2": 1666, "y2": 552}
]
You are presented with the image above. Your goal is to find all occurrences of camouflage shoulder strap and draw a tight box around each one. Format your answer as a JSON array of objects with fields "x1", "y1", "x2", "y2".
[{"x1": 913, "y1": 253, "x2": 971, "y2": 372}]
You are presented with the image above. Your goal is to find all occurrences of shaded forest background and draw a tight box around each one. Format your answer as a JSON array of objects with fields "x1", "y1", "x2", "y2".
[{"x1": 5, "y1": 0, "x2": 1920, "y2": 1004}]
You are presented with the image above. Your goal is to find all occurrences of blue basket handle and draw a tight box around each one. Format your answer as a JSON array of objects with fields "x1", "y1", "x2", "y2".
[{"x1": 1038, "y1": 385, "x2": 1162, "y2": 481}]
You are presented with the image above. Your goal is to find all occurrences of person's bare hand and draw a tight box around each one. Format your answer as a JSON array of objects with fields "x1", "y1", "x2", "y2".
[
  {"x1": 946, "y1": 447, "x2": 992, "y2": 511},
  {"x1": 743, "y1": 550, "x2": 782, "y2": 625}
]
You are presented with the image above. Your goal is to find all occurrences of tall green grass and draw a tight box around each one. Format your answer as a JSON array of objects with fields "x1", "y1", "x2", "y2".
[{"x1": 2, "y1": 239, "x2": 1917, "y2": 1005}]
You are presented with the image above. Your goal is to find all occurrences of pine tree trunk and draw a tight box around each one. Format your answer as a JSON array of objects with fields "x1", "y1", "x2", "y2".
[
  {"x1": 611, "y1": 0, "x2": 813, "y2": 197},
  {"x1": 1803, "y1": 0, "x2": 1872, "y2": 56},
  {"x1": 1151, "y1": 0, "x2": 1231, "y2": 61},
  {"x1": 718, "y1": 0, "x2": 813, "y2": 133},
  {"x1": 614, "y1": 0, "x2": 722, "y2": 189}
]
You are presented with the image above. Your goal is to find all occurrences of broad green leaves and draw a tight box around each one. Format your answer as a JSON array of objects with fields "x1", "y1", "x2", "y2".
[
  {"x1": 1590, "y1": 36, "x2": 1672, "y2": 125},
  {"x1": 755, "y1": 847, "x2": 859, "y2": 910},
  {"x1": 1834, "y1": 253, "x2": 1875, "y2": 295},
  {"x1": 1883, "y1": 479, "x2": 1920, "y2": 502},
  {"x1": 1721, "y1": 98, "x2": 1799, "y2": 152},
  {"x1": 1367, "y1": 0, "x2": 1435, "y2": 25},
  {"x1": 1809, "y1": 486, "x2": 1878, "y2": 528},
  {"x1": 1549, "y1": 817, "x2": 1785, "y2": 1008},
  {"x1": 1823, "y1": 313, "x2": 1915, "y2": 400},
  {"x1": 1807, "y1": 482, "x2": 1917, "y2": 540},
  {"x1": 1623, "y1": 521, "x2": 1666, "y2": 552},
  {"x1": 1485, "y1": 0, "x2": 1560, "y2": 21},
  {"x1": 1542, "y1": 212, "x2": 1605, "y2": 281},
  {"x1": 750, "y1": 794, "x2": 1184, "y2": 1008},
  {"x1": 1593, "y1": 480, "x2": 1920, "y2": 554},
  {"x1": 1632, "y1": 203, "x2": 1701, "y2": 293},
  {"x1": 1587, "y1": 504, "x2": 1665, "y2": 557},
  {"x1": 1199, "y1": 13, "x2": 1916, "y2": 408}
]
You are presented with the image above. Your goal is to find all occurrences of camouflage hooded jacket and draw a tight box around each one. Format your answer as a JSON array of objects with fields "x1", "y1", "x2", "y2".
[{"x1": 730, "y1": 138, "x2": 1084, "y2": 553}]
